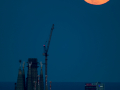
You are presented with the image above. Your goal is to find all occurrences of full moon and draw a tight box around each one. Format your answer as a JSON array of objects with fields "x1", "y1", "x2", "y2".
[{"x1": 84, "y1": 0, "x2": 109, "y2": 5}]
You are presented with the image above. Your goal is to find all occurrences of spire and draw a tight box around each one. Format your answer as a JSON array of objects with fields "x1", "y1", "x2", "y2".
[
  {"x1": 29, "y1": 62, "x2": 32, "y2": 68},
  {"x1": 26, "y1": 61, "x2": 33, "y2": 90},
  {"x1": 40, "y1": 61, "x2": 43, "y2": 69},
  {"x1": 25, "y1": 77, "x2": 28, "y2": 90},
  {"x1": 22, "y1": 61, "x2": 25, "y2": 90},
  {"x1": 40, "y1": 61, "x2": 44, "y2": 90},
  {"x1": 16, "y1": 60, "x2": 24, "y2": 90},
  {"x1": 28, "y1": 58, "x2": 38, "y2": 90},
  {"x1": 26, "y1": 58, "x2": 39, "y2": 90},
  {"x1": 23, "y1": 61, "x2": 25, "y2": 69}
]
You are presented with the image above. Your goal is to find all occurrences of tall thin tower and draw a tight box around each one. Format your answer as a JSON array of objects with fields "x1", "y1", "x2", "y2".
[
  {"x1": 27, "y1": 58, "x2": 39, "y2": 90},
  {"x1": 26, "y1": 62, "x2": 32, "y2": 90},
  {"x1": 40, "y1": 62, "x2": 44, "y2": 90},
  {"x1": 22, "y1": 61, "x2": 25, "y2": 90},
  {"x1": 16, "y1": 60, "x2": 24, "y2": 90}
]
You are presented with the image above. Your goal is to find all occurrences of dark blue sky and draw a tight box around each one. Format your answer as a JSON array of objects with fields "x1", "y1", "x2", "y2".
[{"x1": 0, "y1": 0, "x2": 120, "y2": 82}]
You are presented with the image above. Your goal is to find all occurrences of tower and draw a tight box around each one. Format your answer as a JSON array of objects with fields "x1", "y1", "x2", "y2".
[
  {"x1": 26, "y1": 58, "x2": 39, "y2": 90},
  {"x1": 37, "y1": 75, "x2": 40, "y2": 90},
  {"x1": 16, "y1": 60, "x2": 25, "y2": 90},
  {"x1": 26, "y1": 61, "x2": 32, "y2": 90},
  {"x1": 40, "y1": 62, "x2": 44, "y2": 90},
  {"x1": 22, "y1": 62, "x2": 25, "y2": 90},
  {"x1": 28, "y1": 58, "x2": 39, "y2": 90},
  {"x1": 25, "y1": 77, "x2": 28, "y2": 90}
]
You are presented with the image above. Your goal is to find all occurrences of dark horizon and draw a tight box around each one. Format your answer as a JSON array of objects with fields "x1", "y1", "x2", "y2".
[{"x1": 0, "y1": 82, "x2": 120, "y2": 90}]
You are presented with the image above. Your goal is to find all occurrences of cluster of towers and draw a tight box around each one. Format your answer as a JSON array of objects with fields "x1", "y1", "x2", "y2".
[
  {"x1": 15, "y1": 58, "x2": 47, "y2": 90},
  {"x1": 15, "y1": 24, "x2": 54, "y2": 90}
]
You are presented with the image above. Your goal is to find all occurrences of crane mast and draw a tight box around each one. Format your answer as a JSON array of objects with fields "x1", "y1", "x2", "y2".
[{"x1": 43, "y1": 24, "x2": 54, "y2": 90}]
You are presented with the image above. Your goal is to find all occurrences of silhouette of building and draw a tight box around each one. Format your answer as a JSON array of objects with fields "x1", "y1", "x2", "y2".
[
  {"x1": 16, "y1": 60, "x2": 25, "y2": 90},
  {"x1": 16, "y1": 58, "x2": 44, "y2": 90},
  {"x1": 93, "y1": 82, "x2": 104, "y2": 90},
  {"x1": 85, "y1": 82, "x2": 104, "y2": 90},
  {"x1": 85, "y1": 83, "x2": 97, "y2": 90}
]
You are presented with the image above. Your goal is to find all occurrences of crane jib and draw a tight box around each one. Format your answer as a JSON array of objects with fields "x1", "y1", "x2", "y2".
[
  {"x1": 43, "y1": 24, "x2": 54, "y2": 54},
  {"x1": 46, "y1": 24, "x2": 54, "y2": 52},
  {"x1": 43, "y1": 24, "x2": 54, "y2": 90}
]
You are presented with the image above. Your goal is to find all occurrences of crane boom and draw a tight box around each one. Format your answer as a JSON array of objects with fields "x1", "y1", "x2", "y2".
[
  {"x1": 43, "y1": 24, "x2": 54, "y2": 90},
  {"x1": 46, "y1": 24, "x2": 54, "y2": 52}
]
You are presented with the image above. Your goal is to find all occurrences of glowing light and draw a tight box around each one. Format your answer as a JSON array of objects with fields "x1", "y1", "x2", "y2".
[{"x1": 84, "y1": 0, "x2": 109, "y2": 5}]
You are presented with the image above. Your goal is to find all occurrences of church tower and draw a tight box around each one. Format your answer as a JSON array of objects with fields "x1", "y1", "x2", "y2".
[
  {"x1": 16, "y1": 60, "x2": 25, "y2": 90},
  {"x1": 40, "y1": 62, "x2": 44, "y2": 90},
  {"x1": 26, "y1": 61, "x2": 32, "y2": 90}
]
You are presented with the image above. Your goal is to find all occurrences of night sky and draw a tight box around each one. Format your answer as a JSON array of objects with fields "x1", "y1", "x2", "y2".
[{"x1": 0, "y1": 0, "x2": 120, "y2": 82}]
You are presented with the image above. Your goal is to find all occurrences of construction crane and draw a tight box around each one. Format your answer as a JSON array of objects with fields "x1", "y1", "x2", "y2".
[{"x1": 43, "y1": 24, "x2": 54, "y2": 90}]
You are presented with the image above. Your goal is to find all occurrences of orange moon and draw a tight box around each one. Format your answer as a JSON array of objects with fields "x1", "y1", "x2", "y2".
[{"x1": 84, "y1": 0, "x2": 109, "y2": 5}]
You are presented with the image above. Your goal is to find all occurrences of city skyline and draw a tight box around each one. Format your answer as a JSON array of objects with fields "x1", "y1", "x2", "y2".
[{"x1": 0, "y1": 0, "x2": 120, "y2": 82}]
